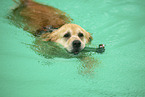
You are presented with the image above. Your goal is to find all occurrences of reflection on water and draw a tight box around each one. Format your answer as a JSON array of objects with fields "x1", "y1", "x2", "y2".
[{"x1": 30, "y1": 37, "x2": 99, "y2": 75}]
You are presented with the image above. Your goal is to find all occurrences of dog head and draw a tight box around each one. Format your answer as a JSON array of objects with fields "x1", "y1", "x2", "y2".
[{"x1": 42, "y1": 24, "x2": 92, "y2": 55}]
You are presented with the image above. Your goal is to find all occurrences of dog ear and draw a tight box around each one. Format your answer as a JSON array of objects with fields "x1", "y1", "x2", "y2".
[
  {"x1": 41, "y1": 32, "x2": 59, "y2": 42},
  {"x1": 89, "y1": 35, "x2": 93, "y2": 42},
  {"x1": 42, "y1": 38, "x2": 51, "y2": 41},
  {"x1": 86, "y1": 32, "x2": 93, "y2": 43},
  {"x1": 41, "y1": 33, "x2": 51, "y2": 41}
]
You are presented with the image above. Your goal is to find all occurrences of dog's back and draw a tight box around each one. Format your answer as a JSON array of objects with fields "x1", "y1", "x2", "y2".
[{"x1": 8, "y1": 0, "x2": 72, "y2": 35}]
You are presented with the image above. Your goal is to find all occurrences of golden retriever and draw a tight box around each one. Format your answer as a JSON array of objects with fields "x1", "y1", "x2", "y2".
[
  {"x1": 8, "y1": 0, "x2": 92, "y2": 55},
  {"x1": 7, "y1": 0, "x2": 98, "y2": 74}
]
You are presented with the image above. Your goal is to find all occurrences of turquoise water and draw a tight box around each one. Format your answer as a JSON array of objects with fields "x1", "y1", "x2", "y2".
[{"x1": 0, "y1": 0, "x2": 145, "y2": 97}]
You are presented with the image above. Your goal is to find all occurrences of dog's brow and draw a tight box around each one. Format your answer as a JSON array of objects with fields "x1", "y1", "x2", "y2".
[{"x1": 68, "y1": 26, "x2": 76, "y2": 32}]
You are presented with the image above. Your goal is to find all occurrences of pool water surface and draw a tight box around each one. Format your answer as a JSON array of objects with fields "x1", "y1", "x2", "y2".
[{"x1": 0, "y1": 0, "x2": 145, "y2": 97}]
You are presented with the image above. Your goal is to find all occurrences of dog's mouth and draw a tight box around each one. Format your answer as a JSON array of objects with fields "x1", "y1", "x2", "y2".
[
  {"x1": 71, "y1": 48, "x2": 81, "y2": 55},
  {"x1": 65, "y1": 47, "x2": 81, "y2": 55}
]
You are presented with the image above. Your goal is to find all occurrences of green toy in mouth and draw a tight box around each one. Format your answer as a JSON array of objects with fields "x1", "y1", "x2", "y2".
[{"x1": 83, "y1": 44, "x2": 105, "y2": 54}]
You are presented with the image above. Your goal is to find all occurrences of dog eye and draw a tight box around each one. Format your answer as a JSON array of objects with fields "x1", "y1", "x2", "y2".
[
  {"x1": 63, "y1": 33, "x2": 71, "y2": 38},
  {"x1": 78, "y1": 33, "x2": 84, "y2": 37}
]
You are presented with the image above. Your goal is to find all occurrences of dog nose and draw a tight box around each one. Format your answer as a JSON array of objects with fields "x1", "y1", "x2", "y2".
[{"x1": 72, "y1": 40, "x2": 81, "y2": 48}]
